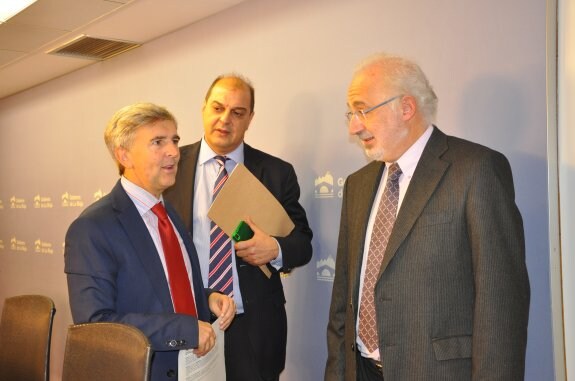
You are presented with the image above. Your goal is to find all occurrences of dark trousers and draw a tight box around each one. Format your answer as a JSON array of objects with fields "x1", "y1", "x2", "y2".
[
  {"x1": 356, "y1": 352, "x2": 384, "y2": 381},
  {"x1": 224, "y1": 314, "x2": 279, "y2": 381}
]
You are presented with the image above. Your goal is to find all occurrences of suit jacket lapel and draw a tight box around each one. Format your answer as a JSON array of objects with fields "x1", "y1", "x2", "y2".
[
  {"x1": 350, "y1": 161, "x2": 385, "y2": 304},
  {"x1": 111, "y1": 181, "x2": 174, "y2": 312},
  {"x1": 243, "y1": 143, "x2": 263, "y2": 176},
  {"x1": 174, "y1": 142, "x2": 201, "y2": 233},
  {"x1": 379, "y1": 127, "x2": 450, "y2": 275}
]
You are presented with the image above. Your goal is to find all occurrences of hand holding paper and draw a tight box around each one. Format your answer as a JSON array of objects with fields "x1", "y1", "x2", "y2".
[
  {"x1": 207, "y1": 292, "x2": 236, "y2": 330},
  {"x1": 208, "y1": 164, "x2": 295, "y2": 278},
  {"x1": 234, "y1": 217, "x2": 282, "y2": 267}
]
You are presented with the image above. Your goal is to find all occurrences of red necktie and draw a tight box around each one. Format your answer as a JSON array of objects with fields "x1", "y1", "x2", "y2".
[{"x1": 151, "y1": 202, "x2": 197, "y2": 316}]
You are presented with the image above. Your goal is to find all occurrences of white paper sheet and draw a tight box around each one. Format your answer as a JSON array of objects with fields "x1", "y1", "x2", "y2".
[{"x1": 178, "y1": 319, "x2": 226, "y2": 381}]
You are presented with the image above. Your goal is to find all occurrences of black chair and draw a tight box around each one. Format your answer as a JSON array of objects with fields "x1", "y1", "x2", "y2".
[
  {"x1": 62, "y1": 322, "x2": 152, "y2": 381},
  {"x1": 0, "y1": 294, "x2": 56, "y2": 381}
]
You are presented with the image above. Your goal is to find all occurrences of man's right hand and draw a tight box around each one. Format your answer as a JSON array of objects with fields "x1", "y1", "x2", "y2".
[{"x1": 193, "y1": 321, "x2": 216, "y2": 356}]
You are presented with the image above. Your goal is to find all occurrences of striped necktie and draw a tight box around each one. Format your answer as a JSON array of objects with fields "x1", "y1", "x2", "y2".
[{"x1": 208, "y1": 156, "x2": 234, "y2": 296}]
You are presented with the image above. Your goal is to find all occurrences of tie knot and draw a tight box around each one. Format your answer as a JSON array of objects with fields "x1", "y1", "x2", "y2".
[
  {"x1": 387, "y1": 163, "x2": 402, "y2": 182},
  {"x1": 151, "y1": 202, "x2": 168, "y2": 221},
  {"x1": 214, "y1": 155, "x2": 228, "y2": 167}
]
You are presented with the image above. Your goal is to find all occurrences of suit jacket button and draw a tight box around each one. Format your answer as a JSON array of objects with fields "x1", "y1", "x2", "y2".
[
  {"x1": 167, "y1": 369, "x2": 176, "y2": 378},
  {"x1": 167, "y1": 340, "x2": 177, "y2": 348}
]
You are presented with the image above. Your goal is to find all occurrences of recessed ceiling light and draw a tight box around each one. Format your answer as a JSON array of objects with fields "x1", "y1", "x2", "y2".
[{"x1": 0, "y1": 0, "x2": 37, "y2": 23}]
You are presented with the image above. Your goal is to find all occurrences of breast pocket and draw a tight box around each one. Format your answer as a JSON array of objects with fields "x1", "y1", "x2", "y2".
[
  {"x1": 417, "y1": 211, "x2": 453, "y2": 227},
  {"x1": 432, "y1": 335, "x2": 472, "y2": 361}
]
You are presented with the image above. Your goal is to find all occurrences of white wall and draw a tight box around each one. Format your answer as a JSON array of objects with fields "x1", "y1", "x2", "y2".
[
  {"x1": 558, "y1": 0, "x2": 574, "y2": 378},
  {"x1": 0, "y1": 0, "x2": 553, "y2": 379}
]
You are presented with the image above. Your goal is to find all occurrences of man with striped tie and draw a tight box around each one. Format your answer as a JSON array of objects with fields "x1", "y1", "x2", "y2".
[{"x1": 164, "y1": 74, "x2": 313, "y2": 381}]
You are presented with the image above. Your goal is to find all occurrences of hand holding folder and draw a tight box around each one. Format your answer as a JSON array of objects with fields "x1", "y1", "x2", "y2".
[{"x1": 207, "y1": 164, "x2": 295, "y2": 278}]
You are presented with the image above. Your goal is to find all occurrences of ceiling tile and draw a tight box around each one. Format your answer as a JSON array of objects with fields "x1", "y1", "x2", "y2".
[
  {"x1": 0, "y1": 23, "x2": 68, "y2": 51},
  {"x1": 8, "y1": 0, "x2": 132, "y2": 31}
]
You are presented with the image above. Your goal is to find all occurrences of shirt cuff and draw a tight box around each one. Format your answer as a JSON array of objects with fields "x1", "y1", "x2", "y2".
[{"x1": 269, "y1": 237, "x2": 283, "y2": 270}]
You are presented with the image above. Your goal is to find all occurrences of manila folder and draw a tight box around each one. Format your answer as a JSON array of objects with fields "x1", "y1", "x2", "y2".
[{"x1": 207, "y1": 164, "x2": 295, "y2": 277}]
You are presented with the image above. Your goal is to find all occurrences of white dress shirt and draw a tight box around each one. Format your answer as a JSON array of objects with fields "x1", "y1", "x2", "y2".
[{"x1": 356, "y1": 125, "x2": 433, "y2": 360}]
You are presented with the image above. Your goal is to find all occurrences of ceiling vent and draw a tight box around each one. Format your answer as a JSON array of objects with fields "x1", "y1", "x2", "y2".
[{"x1": 48, "y1": 35, "x2": 140, "y2": 61}]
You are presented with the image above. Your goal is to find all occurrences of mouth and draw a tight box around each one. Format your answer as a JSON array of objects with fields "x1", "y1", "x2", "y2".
[
  {"x1": 357, "y1": 132, "x2": 374, "y2": 144},
  {"x1": 162, "y1": 163, "x2": 178, "y2": 172},
  {"x1": 214, "y1": 128, "x2": 230, "y2": 136}
]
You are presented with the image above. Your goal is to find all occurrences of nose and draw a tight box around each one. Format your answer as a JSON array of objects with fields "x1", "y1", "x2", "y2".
[
  {"x1": 167, "y1": 141, "x2": 180, "y2": 158},
  {"x1": 219, "y1": 110, "x2": 232, "y2": 124},
  {"x1": 347, "y1": 115, "x2": 364, "y2": 135}
]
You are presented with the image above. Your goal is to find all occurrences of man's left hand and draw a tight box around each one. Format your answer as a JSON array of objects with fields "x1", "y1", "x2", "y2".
[
  {"x1": 208, "y1": 293, "x2": 236, "y2": 330},
  {"x1": 234, "y1": 216, "x2": 279, "y2": 267}
]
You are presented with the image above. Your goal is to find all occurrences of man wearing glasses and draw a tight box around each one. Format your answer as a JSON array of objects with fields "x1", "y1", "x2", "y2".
[{"x1": 325, "y1": 53, "x2": 530, "y2": 380}]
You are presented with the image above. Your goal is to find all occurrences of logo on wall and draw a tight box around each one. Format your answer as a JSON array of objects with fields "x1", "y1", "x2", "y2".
[
  {"x1": 10, "y1": 196, "x2": 27, "y2": 209},
  {"x1": 314, "y1": 171, "x2": 345, "y2": 199},
  {"x1": 94, "y1": 189, "x2": 107, "y2": 201},
  {"x1": 315, "y1": 171, "x2": 334, "y2": 198},
  {"x1": 34, "y1": 239, "x2": 54, "y2": 254},
  {"x1": 34, "y1": 194, "x2": 54, "y2": 209},
  {"x1": 10, "y1": 237, "x2": 27, "y2": 252},
  {"x1": 61, "y1": 192, "x2": 84, "y2": 207},
  {"x1": 317, "y1": 256, "x2": 336, "y2": 282}
]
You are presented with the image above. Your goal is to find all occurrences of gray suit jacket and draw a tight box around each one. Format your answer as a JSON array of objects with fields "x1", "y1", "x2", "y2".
[{"x1": 325, "y1": 127, "x2": 530, "y2": 380}]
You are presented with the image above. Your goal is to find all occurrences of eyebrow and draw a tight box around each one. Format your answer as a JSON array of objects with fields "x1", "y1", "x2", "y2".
[
  {"x1": 150, "y1": 133, "x2": 180, "y2": 141},
  {"x1": 211, "y1": 101, "x2": 248, "y2": 112},
  {"x1": 348, "y1": 101, "x2": 367, "y2": 109}
]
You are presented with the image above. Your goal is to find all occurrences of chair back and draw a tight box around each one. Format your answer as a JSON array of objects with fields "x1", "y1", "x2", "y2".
[
  {"x1": 0, "y1": 294, "x2": 56, "y2": 381},
  {"x1": 62, "y1": 322, "x2": 152, "y2": 381}
]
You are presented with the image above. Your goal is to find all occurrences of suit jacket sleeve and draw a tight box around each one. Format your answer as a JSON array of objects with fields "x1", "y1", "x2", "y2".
[
  {"x1": 269, "y1": 161, "x2": 313, "y2": 271},
  {"x1": 325, "y1": 176, "x2": 352, "y2": 381},
  {"x1": 64, "y1": 198, "x2": 209, "y2": 352},
  {"x1": 467, "y1": 150, "x2": 530, "y2": 379}
]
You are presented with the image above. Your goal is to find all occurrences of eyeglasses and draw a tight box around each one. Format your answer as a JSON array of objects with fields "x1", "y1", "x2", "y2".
[{"x1": 345, "y1": 95, "x2": 402, "y2": 123}]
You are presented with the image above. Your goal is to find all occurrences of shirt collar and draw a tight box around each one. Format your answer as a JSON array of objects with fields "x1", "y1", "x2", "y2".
[
  {"x1": 120, "y1": 176, "x2": 163, "y2": 215},
  {"x1": 198, "y1": 137, "x2": 244, "y2": 166},
  {"x1": 390, "y1": 125, "x2": 433, "y2": 178}
]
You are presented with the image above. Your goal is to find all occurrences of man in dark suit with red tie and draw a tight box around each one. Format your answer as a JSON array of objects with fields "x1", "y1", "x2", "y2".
[
  {"x1": 65, "y1": 102, "x2": 236, "y2": 381},
  {"x1": 164, "y1": 74, "x2": 313, "y2": 381}
]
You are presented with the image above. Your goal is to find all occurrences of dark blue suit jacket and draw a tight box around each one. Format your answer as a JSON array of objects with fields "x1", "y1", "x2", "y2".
[{"x1": 65, "y1": 180, "x2": 212, "y2": 381}]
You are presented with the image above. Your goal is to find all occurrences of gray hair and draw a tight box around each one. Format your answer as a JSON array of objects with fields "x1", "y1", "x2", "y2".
[
  {"x1": 104, "y1": 102, "x2": 177, "y2": 175},
  {"x1": 354, "y1": 53, "x2": 438, "y2": 124}
]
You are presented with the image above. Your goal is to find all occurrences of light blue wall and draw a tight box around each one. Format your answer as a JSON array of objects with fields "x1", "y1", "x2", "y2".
[{"x1": 0, "y1": 0, "x2": 552, "y2": 379}]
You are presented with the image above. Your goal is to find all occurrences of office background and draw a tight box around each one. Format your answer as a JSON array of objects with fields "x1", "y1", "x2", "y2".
[{"x1": 0, "y1": 0, "x2": 567, "y2": 379}]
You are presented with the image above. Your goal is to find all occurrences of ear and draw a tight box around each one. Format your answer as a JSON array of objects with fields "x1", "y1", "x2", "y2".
[
  {"x1": 246, "y1": 112, "x2": 255, "y2": 129},
  {"x1": 400, "y1": 95, "x2": 417, "y2": 121},
  {"x1": 115, "y1": 147, "x2": 132, "y2": 170}
]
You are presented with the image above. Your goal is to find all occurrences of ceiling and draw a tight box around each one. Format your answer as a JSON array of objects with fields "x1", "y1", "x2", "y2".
[{"x1": 0, "y1": 0, "x2": 247, "y2": 100}]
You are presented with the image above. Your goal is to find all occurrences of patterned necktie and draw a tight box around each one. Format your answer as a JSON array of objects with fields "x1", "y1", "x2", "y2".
[
  {"x1": 151, "y1": 202, "x2": 197, "y2": 316},
  {"x1": 358, "y1": 163, "x2": 402, "y2": 354},
  {"x1": 209, "y1": 156, "x2": 234, "y2": 296}
]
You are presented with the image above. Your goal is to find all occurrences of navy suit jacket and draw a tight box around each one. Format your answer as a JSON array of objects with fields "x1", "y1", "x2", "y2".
[
  {"x1": 164, "y1": 142, "x2": 313, "y2": 378},
  {"x1": 65, "y1": 180, "x2": 212, "y2": 381}
]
